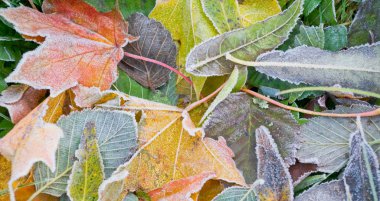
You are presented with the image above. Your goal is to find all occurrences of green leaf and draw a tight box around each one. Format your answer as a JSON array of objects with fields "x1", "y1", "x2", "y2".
[
  {"x1": 294, "y1": 174, "x2": 327, "y2": 193},
  {"x1": 185, "y1": 0, "x2": 303, "y2": 76},
  {"x1": 348, "y1": 0, "x2": 380, "y2": 46},
  {"x1": 212, "y1": 187, "x2": 257, "y2": 201},
  {"x1": 343, "y1": 128, "x2": 380, "y2": 200},
  {"x1": 84, "y1": 0, "x2": 155, "y2": 18},
  {"x1": 201, "y1": 0, "x2": 241, "y2": 33},
  {"x1": 294, "y1": 25, "x2": 324, "y2": 48},
  {"x1": 200, "y1": 67, "x2": 240, "y2": 123},
  {"x1": 303, "y1": 0, "x2": 321, "y2": 16},
  {"x1": 295, "y1": 180, "x2": 347, "y2": 201},
  {"x1": 67, "y1": 122, "x2": 104, "y2": 201},
  {"x1": 305, "y1": 0, "x2": 337, "y2": 25},
  {"x1": 204, "y1": 93, "x2": 300, "y2": 183},
  {"x1": 296, "y1": 105, "x2": 380, "y2": 173},
  {"x1": 255, "y1": 126, "x2": 293, "y2": 200},
  {"x1": 34, "y1": 109, "x2": 138, "y2": 197},
  {"x1": 114, "y1": 70, "x2": 178, "y2": 106},
  {"x1": 253, "y1": 42, "x2": 380, "y2": 93},
  {"x1": 0, "y1": 118, "x2": 12, "y2": 138},
  {"x1": 324, "y1": 25, "x2": 347, "y2": 51}
]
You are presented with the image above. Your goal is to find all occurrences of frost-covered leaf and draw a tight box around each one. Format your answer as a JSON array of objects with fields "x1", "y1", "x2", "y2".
[
  {"x1": 296, "y1": 105, "x2": 380, "y2": 173},
  {"x1": 204, "y1": 93, "x2": 300, "y2": 183},
  {"x1": 343, "y1": 129, "x2": 380, "y2": 200},
  {"x1": 67, "y1": 123, "x2": 104, "y2": 201},
  {"x1": 305, "y1": 0, "x2": 336, "y2": 25},
  {"x1": 0, "y1": 0, "x2": 134, "y2": 96},
  {"x1": 185, "y1": 0, "x2": 302, "y2": 76},
  {"x1": 212, "y1": 187, "x2": 257, "y2": 201},
  {"x1": 0, "y1": 100, "x2": 63, "y2": 201},
  {"x1": 238, "y1": 0, "x2": 281, "y2": 27},
  {"x1": 120, "y1": 13, "x2": 177, "y2": 90},
  {"x1": 295, "y1": 180, "x2": 346, "y2": 201},
  {"x1": 148, "y1": 172, "x2": 216, "y2": 201},
  {"x1": 348, "y1": 0, "x2": 380, "y2": 46},
  {"x1": 149, "y1": 0, "x2": 218, "y2": 99},
  {"x1": 84, "y1": 0, "x2": 155, "y2": 18},
  {"x1": 201, "y1": 0, "x2": 241, "y2": 33},
  {"x1": 34, "y1": 109, "x2": 137, "y2": 197},
  {"x1": 0, "y1": 85, "x2": 46, "y2": 123},
  {"x1": 255, "y1": 126, "x2": 293, "y2": 201},
  {"x1": 99, "y1": 111, "x2": 245, "y2": 197},
  {"x1": 324, "y1": 25, "x2": 347, "y2": 51},
  {"x1": 255, "y1": 43, "x2": 380, "y2": 93},
  {"x1": 303, "y1": 0, "x2": 321, "y2": 16},
  {"x1": 294, "y1": 25, "x2": 324, "y2": 48}
]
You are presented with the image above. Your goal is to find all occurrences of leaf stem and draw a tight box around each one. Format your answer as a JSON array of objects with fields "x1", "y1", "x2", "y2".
[
  {"x1": 242, "y1": 88, "x2": 380, "y2": 117},
  {"x1": 27, "y1": 0, "x2": 37, "y2": 10},
  {"x1": 124, "y1": 52, "x2": 193, "y2": 86},
  {"x1": 278, "y1": 86, "x2": 380, "y2": 99},
  {"x1": 185, "y1": 83, "x2": 226, "y2": 112}
]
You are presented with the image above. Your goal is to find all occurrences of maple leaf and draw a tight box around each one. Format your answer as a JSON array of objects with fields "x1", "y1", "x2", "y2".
[{"x1": 0, "y1": 0, "x2": 136, "y2": 96}]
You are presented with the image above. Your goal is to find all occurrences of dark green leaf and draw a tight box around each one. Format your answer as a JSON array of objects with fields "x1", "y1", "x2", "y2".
[{"x1": 324, "y1": 25, "x2": 347, "y2": 51}]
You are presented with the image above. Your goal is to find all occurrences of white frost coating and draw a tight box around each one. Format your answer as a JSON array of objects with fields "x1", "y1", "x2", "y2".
[
  {"x1": 98, "y1": 169, "x2": 129, "y2": 201},
  {"x1": 255, "y1": 42, "x2": 380, "y2": 93}
]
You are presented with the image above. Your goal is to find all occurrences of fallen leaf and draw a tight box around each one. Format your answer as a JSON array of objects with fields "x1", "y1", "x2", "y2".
[
  {"x1": 294, "y1": 180, "x2": 346, "y2": 201},
  {"x1": 254, "y1": 42, "x2": 380, "y2": 93},
  {"x1": 0, "y1": 0, "x2": 135, "y2": 96},
  {"x1": 148, "y1": 172, "x2": 216, "y2": 201},
  {"x1": 255, "y1": 126, "x2": 293, "y2": 201},
  {"x1": 348, "y1": 0, "x2": 380, "y2": 46},
  {"x1": 0, "y1": 85, "x2": 46, "y2": 123},
  {"x1": 212, "y1": 186, "x2": 257, "y2": 201},
  {"x1": 343, "y1": 129, "x2": 380, "y2": 200},
  {"x1": 149, "y1": 0, "x2": 218, "y2": 99},
  {"x1": 296, "y1": 105, "x2": 380, "y2": 173},
  {"x1": 100, "y1": 113, "x2": 246, "y2": 197},
  {"x1": 67, "y1": 122, "x2": 105, "y2": 201},
  {"x1": 185, "y1": 0, "x2": 302, "y2": 76},
  {"x1": 120, "y1": 13, "x2": 177, "y2": 89},
  {"x1": 289, "y1": 162, "x2": 317, "y2": 185},
  {"x1": 201, "y1": 0, "x2": 241, "y2": 33},
  {"x1": 0, "y1": 100, "x2": 63, "y2": 201},
  {"x1": 34, "y1": 109, "x2": 137, "y2": 197},
  {"x1": 204, "y1": 93, "x2": 300, "y2": 183},
  {"x1": 72, "y1": 85, "x2": 124, "y2": 108},
  {"x1": 197, "y1": 180, "x2": 224, "y2": 201}
]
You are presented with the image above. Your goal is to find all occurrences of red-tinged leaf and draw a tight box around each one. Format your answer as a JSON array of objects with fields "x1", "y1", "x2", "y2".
[
  {"x1": 148, "y1": 172, "x2": 216, "y2": 201},
  {"x1": 0, "y1": 85, "x2": 46, "y2": 123},
  {"x1": 0, "y1": 0, "x2": 136, "y2": 96},
  {"x1": 0, "y1": 100, "x2": 63, "y2": 201}
]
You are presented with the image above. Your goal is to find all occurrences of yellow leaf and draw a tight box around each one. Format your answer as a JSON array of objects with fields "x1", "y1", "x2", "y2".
[{"x1": 239, "y1": 0, "x2": 282, "y2": 27}]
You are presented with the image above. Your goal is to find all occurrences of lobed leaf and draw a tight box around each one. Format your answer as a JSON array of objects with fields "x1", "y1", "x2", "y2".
[{"x1": 185, "y1": 0, "x2": 302, "y2": 76}]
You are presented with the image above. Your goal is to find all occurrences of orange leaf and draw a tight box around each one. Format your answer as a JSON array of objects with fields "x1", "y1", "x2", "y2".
[
  {"x1": 0, "y1": 85, "x2": 46, "y2": 123},
  {"x1": 0, "y1": 100, "x2": 63, "y2": 201},
  {"x1": 148, "y1": 172, "x2": 216, "y2": 201},
  {"x1": 0, "y1": 0, "x2": 136, "y2": 96}
]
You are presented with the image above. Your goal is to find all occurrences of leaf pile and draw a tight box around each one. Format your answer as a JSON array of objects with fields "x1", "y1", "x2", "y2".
[{"x1": 0, "y1": 0, "x2": 379, "y2": 201}]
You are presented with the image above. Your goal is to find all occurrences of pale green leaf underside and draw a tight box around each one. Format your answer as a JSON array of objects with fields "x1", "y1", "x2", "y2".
[
  {"x1": 212, "y1": 187, "x2": 257, "y2": 201},
  {"x1": 34, "y1": 110, "x2": 137, "y2": 197},
  {"x1": 255, "y1": 42, "x2": 380, "y2": 93},
  {"x1": 296, "y1": 105, "x2": 380, "y2": 173},
  {"x1": 67, "y1": 123, "x2": 104, "y2": 201},
  {"x1": 185, "y1": 0, "x2": 302, "y2": 76}
]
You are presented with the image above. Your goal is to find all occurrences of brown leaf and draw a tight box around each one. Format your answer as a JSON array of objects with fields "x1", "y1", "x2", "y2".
[
  {"x1": 0, "y1": 85, "x2": 46, "y2": 123},
  {"x1": 120, "y1": 13, "x2": 177, "y2": 89}
]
